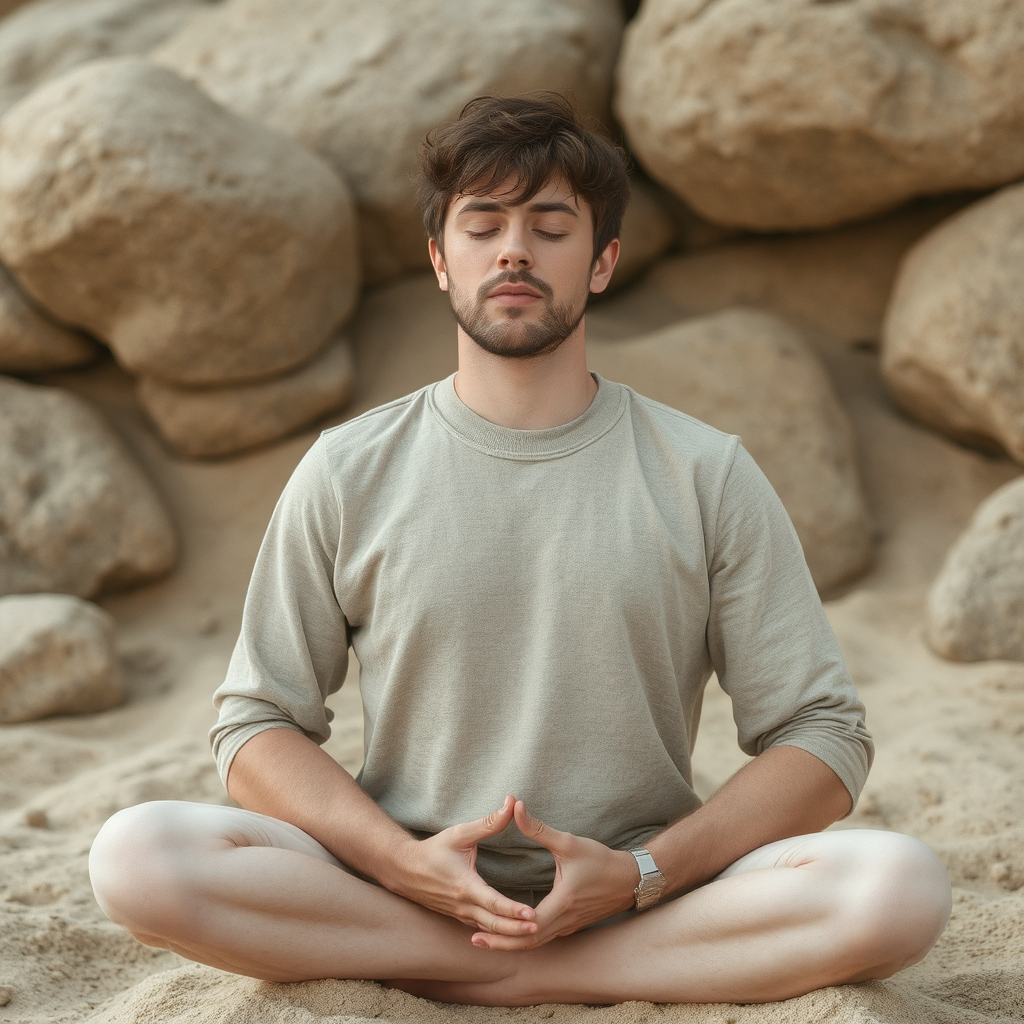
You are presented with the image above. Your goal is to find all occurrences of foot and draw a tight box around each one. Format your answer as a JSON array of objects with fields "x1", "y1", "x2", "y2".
[{"x1": 385, "y1": 962, "x2": 538, "y2": 1007}]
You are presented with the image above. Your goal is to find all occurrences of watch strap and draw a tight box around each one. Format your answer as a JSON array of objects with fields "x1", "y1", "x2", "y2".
[{"x1": 629, "y1": 846, "x2": 666, "y2": 911}]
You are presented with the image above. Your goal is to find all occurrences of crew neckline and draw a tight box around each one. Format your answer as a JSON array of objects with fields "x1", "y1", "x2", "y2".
[{"x1": 429, "y1": 372, "x2": 626, "y2": 462}]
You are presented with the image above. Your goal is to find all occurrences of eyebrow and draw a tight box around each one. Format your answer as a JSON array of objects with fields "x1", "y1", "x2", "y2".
[{"x1": 455, "y1": 199, "x2": 579, "y2": 218}]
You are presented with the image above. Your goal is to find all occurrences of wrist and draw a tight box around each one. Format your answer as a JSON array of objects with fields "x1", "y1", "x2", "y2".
[{"x1": 363, "y1": 830, "x2": 421, "y2": 894}]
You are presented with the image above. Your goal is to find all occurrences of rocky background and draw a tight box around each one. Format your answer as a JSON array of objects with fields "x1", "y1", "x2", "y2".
[{"x1": 0, "y1": 2, "x2": 1022, "y2": 1022}]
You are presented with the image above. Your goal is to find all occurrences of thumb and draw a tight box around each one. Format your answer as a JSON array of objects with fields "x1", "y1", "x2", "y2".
[
  {"x1": 514, "y1": 800, "x2": 569, "y2": 853},
  {"x1": 454, "y1": 795, "x2": 515, "y2": 845}
]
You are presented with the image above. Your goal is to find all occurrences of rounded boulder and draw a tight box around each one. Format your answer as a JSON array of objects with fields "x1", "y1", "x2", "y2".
[
  {"x1": 881, "y1": 182, "x2": 1024, "y2": 462},
  {"x1": 153, "y1": 0, "x2": 623, "y2": 284},
  {"x1": 0, "y1": 57, "x2": 359, "y2": 386},
  {"x1": 616, "y1": 0, "x2": 1024, "y2": 231}
]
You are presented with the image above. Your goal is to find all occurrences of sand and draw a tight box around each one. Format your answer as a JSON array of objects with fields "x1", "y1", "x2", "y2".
[{"x1": 1, "y1": 209, "x2": 1022, "y2": 1023}]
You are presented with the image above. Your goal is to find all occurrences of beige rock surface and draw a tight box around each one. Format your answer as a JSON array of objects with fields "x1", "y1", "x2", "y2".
[
  {"x1": 0, "y1": 594, "x2": 122, "y2": 724},
  {"x1": 0, "y1": 375, "x2": 177, "y2": 599},
  {"x1": 0, "y1": 57, "x2": 359, "y2": 387},
  {"x1": 153, "y1": 0, "x2": 623, "y2": 283},
  {"x1": 0, "y1": 0, "x2": 213, "y2": 118},
  {"x1": 927, "y1": 475, "x2": 1024, "y2": 663},
  {"x1": 0, "y1": 262, "x2": 98, "y2": 374},
  {"x1": 882, "y1": 182, "x2": 1024, "y2": 462},
  {"x1": 590, "y1": 309, "x2": 874, "y2": 592},
  {"x1": 605, "y1": 176, "x2": 678, "y2": 292},
  {"x1": 616, "y1": 0, "x2": 1024, "y2": 231},
  {"x1": 646, "y1": 195, "x2": 973, "y2": 346},
  {"x1": 138, "y1": 335, "x2": 356, "y2": 459}
]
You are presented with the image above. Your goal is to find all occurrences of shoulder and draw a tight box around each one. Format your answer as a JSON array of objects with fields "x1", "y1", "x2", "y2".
[{"x1": 319, "y1": 383, "x2": 434, "y2": 457}]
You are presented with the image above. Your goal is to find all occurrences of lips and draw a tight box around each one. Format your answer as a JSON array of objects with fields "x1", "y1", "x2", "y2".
[{"x1": 488, "y1": 284, "x2": 543, "y2": 299}]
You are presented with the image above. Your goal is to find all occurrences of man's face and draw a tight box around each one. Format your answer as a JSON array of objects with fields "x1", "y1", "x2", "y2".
[{"x1": 429, "y1": 178, "x2": 613, "y2": 360}]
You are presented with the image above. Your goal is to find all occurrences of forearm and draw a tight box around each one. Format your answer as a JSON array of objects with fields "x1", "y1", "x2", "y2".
[
  {"x1": 226, "y1": 726, "x2": 414, "y2": 890},
  {"x1": 647, "y1": 745, "x2": 852, "y2": 897}
]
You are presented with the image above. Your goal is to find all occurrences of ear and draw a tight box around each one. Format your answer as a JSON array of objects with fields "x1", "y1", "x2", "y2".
[
  {"x1": 588, "y1": 238, "x2": 620, "y2": 295},
  {"x1": 429, "y1": 237, "x2": 449, "y2": 292}
]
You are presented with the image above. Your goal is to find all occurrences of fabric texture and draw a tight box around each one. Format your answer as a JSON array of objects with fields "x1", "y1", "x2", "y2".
[{"x1": 212, "y1": 373, "x2": 873, "y2": 891}]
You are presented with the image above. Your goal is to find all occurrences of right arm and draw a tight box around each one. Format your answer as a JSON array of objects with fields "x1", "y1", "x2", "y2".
[{"x1": 226, "y1": 721, "x2": 538, "y2": 939}]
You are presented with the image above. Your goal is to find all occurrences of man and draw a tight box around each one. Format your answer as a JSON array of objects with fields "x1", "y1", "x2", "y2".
[{"x1": 89, "y1": 96, "x2": 951, "y2": 1006}]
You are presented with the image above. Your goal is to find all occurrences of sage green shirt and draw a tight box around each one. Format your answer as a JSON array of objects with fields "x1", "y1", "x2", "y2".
[{"x1": 212, "y1": 374, "x2": 873, "y2": 892}]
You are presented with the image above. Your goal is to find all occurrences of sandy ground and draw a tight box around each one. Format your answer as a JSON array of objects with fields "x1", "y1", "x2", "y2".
[{"x1": 1, "y1": 205, "x2": 1022, "y2": 1023}]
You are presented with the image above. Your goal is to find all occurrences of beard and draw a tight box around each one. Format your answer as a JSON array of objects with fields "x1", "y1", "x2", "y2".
[{"x1": 448, "y1": 269, "x2": 588, "y2": 360}]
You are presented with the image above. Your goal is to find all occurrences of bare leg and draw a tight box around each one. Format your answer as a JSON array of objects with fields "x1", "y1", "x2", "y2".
[
  {"x1": 89, "y1": 801, "x2": 521, "y2": 984},
  {"x1": 396, "y1": 829, "x2": 952, "y2": 1005},
  {"x1": 90, "y1": 805, "x2": 950, "y2": 1003}
]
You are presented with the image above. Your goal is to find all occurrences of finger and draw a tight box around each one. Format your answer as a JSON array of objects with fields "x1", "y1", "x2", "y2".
[
  {"x1": 514, "y1": 800, "x2": 570, "y2": 854},
  {"x1": 464, "y1": 878, "x2": 536, "y2": 922},
  {"x1": 467, "y1": 909, "x2": 539, "y2": 938},
  {"x1": 471, "y1": 929, "x2": 549, "y2": 952},
  {"x1": 453, "y1": 795, "x2": 516, "y2": 845}
]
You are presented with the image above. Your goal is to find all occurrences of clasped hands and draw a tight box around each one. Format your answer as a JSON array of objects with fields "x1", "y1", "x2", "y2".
[{"x1": 386, "y1": 795, "x2": 639, "y2": 951}]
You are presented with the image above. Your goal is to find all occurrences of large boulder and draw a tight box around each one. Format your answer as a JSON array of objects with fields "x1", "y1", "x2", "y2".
[
  {"x1": 590, "y1": 308, "x2": 873, "y2": 592},
  {"x1": 0, "y1": 261, "x2": 99, "y2": 373},
  {"x1": 606, "y1": 176, "x2": 678, "y2": 292},
  {"x1": 153, "y1": 0, "x2": 624, "y2": 283},
  {"x1": 616, "y1": 0, "x2": 1024, "y2": 231},
  {"x1": 0, "y1": 593, "x2": 123, "y2": 724},
  {"x1": 882, "y1": 183, "x2": 1024, "y2": 461},
  {"x1": 928, "y1": 476, "x2": 1024, "y2": 663},
  {"x1": 0, "y1": 375, "x2": 177, "y2": 598},
  {"x1": 137, "y1": 333, "x2": 356, "y2": 458},
  {"x1": 0, "y1": 0, "x2": 214, "y2": 118},
  {"x1": 0, "y1": 57, "x2": 359, "y2": 387}
]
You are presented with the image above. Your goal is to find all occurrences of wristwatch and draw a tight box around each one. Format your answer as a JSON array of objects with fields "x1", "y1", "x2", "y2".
[{"x1": 629, "y1": 847, "x2": 666, "y2": 911}]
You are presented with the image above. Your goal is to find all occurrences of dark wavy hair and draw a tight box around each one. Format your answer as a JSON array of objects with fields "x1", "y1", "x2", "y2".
[{"x1": 417, "y1": 94, "x2": 630, "y2": 261}]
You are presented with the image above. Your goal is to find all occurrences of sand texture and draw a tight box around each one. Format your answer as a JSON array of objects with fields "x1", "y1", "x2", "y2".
[{"x1": 0, "y1": 228, "x2": 1022, "y2": 1023}]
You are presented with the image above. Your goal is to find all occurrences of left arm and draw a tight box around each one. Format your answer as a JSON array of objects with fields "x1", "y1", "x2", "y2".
[{"x1": 474, "y1": 744, "x2": 850, "y2": 951}]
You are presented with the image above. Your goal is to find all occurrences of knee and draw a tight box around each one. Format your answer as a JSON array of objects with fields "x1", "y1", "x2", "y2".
[
  {"x1": 89, "y1": 800, "x2": 201, "y2": 944},
  {"x1": 836, "y1": 832, "x2": 951, "y2": 978}
]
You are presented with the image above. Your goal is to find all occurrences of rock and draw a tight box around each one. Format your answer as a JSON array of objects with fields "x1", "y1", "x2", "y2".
[
  {"x1": 616, "y1": 0, "x2": 1024, "y2": 231},
  {"x1": 0, "y1": 57, "x2": 359, "y2": 387},
  {"x1": 153, "y1": 0, "x2": 624, "y2": 283},
  {"x1": 882, "y1": 183, "x2": 1024, "y2": 461},
  {"x1": 928, "y1": 476, "x2": 1024, "y2": 662},
  {"x1": 647, "y1": 195, "x2": 973, "y2": 346},
  {"x1": 0, "y1": 375, "x2": 177, "y2": 598},
  {"x1": 0, "y1": 593, "x2": 122, "y2": 723},
  {"x1": 606, "y1": 176, "x2": 678, "y2": 292},
  {"x1": 590, "y1": 309, "x2": 873, "y2": 592},
  {"x1": 0, "y1": 261, "x2": 99, "y2": 373},
  {"x1": 137, "y1": 334, "x2": 356, "y2": 458},
  {"x1": 0, "y1": 0, "x2": 214, "y2": 118}
]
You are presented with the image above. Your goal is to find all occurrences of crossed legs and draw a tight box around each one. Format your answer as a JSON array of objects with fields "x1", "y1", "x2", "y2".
[{"x1": 88, "y1": 801, "x2": 951, "y2": 1005}]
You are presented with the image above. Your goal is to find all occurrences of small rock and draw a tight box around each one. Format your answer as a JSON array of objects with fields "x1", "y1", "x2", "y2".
[
  {"x1": 0, "y1": 57, "x2": 359, "y2": 387},
  {"x1": 606, "y1": 176, "x2": 678, "y2": 292},
  {"x1": 616, "y1": 0, "x2": 1024, "y2": 231},
  {"x1": 23, "y1": 809, "x2": 49, "y2": 829},
  {"x1": 0, "y1": 985, "x2": 11, "y2": 1007},
  {"x1": 0, "y1": 594, "x2": 123, "y2": 724},
  {"x1": 0, "y1": 0, "x2": 213, "y2": 118},
  {"x1": 0, "y1": 375, "x2": 177, "y2": 598},
  {"x1": 990, "y1": 861, "x2": 1012, "y2": 885},
  {"x1": 154, "y1": 0, "x2": 624, "y2": 283},
  {"x1": 590, "y1": 309, "x2": 873, "y2": 592},
  {"x1": 882, "y1": 182, "x2": 1024, "y2": 462},
  {"x1": 137, "y1": 334, "x2": 356, "y2": 458},
  {"x1": 0, "y1": 261, "x2": 98, "y2": 373},
  {"x1": 927, "y1": 476, "x2": 1024, "y2": 663}
]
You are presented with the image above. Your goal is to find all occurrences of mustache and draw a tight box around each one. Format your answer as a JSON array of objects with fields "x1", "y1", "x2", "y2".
[{"x1": 475, "y1": 269, "x2": 554, "y2": 303}]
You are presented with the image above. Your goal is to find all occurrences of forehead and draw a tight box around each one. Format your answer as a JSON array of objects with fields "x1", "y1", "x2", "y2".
[{"x1": 448, "y1": 176, "x2": 588, "y2": 220}]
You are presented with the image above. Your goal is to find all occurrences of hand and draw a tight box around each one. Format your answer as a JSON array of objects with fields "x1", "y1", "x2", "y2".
[
  {"x1": 386, "y1": 795, "x2": 539, "y2": 939},
  {"x1": 469, "y1": 800, "x2": 638, "y2": 951}
]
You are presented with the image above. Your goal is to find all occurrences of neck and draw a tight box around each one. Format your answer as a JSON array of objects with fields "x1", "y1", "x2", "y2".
[{"x1": 453, "y1": 322, "x2": 597, "y2": 430}]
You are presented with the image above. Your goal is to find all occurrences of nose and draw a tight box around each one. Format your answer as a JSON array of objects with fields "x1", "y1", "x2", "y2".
[{"x1": 497, "y1": 226, "x2": 532, "y2": 270}]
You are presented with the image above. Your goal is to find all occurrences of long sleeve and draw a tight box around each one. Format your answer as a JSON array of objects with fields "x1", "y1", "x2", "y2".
[
  {"x1": 210, "y1": 439, "x2": 349, "y2": 785},
  {"x1": 706, "y1": 444, "x2": 874, "y2": 804}
]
